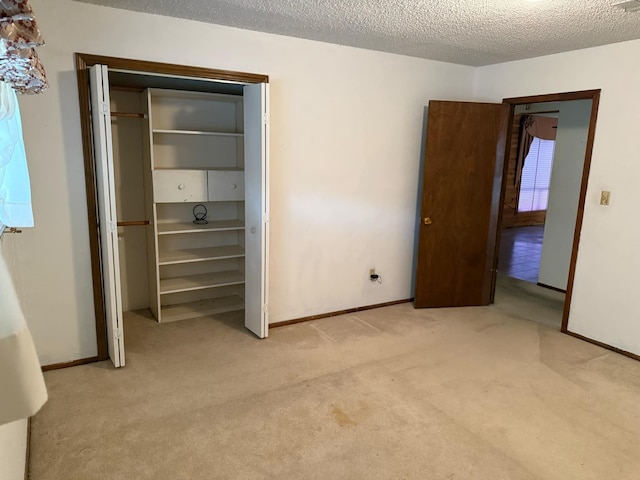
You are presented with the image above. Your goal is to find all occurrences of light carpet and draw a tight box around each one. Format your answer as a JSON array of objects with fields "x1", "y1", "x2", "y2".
[{"x1": 30, "y1": 283, "x2": 640, "y2": 479}]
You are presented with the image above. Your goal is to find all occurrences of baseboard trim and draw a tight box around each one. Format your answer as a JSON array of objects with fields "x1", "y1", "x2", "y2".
[
  {"x1": 536, "y1": 282, "x2": 567, "y2": 294},
  {"x1": 565, "y1": 330, "x2": 640, "y2": 362},
  {"x1": 42, "y1": 356, "x2": 101, "y2": 371},
  {"x1": 269, "y1": 298, "x2": 413, "y2": 329},
  {"x1": 24, "y1": 417, "x2": 31, "y2": 480},
  {"x1": 41, "y1": 301, "x2": 416, "y2": 366}
]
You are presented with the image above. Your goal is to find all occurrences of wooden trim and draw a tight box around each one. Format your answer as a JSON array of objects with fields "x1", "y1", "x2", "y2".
[
  {"x1": 496, "y1": 89, "x2": 601, "y2": 336},
  {"x1": 111, "y1": 112, "x2": 145, "y2": 119},
  {"x1": 561, "y1": 91, "x2": 600, "y2": 332},
  {"x1": 41, "y1": 356, "x2": 101, "y2": 372},
  {"x1": 490, "y1": 103, "x2": 516, "y2": 303},
  {"x1": 76, "y1": 54, "x2": 109, "y2": 361},
  {"x1": 269, "y1": 299, "x2": 413, "y2": 328},
  {"x1": 110, "y1": 85, "x2": 145, "y2": 93},
  {"x1": 503, "y1": 90, "x2": 601, "y2": 105},
  {"x1": 117, "y1": 220, "x2": 149, "y2": 227},
  {"x1": 565, "y1": 330, "x2": 640, "y2": 362},
  {"x1": 76, "y1": 53, "x2": 270, "y2": 362},
  {"x1": 24, "y1": 417, "x2": 31, "y2": 480},
  {"x1": 536, "y1": 282, "x2": 567, "y2": 294},
  {"x1": 76, "y1": 53, "x2": 269, "y2": 84}
]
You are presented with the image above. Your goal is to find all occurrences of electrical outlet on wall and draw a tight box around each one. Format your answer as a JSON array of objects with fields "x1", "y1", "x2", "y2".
[{"x1": 369, "y1": 268, "x2": 381, "y2": 283}]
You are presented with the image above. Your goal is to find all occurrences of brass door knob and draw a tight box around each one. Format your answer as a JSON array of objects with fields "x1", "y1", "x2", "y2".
[{"x1": 424, "y1": 217, "x2": 432, "y2": 225}]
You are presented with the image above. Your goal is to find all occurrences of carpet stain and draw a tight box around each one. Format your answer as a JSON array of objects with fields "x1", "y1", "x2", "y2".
[{"x1": 331, "y1": 406, "x2": 357, "y2": 427}]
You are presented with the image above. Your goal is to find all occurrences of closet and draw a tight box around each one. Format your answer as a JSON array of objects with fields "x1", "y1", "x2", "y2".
[{"x1": 88, "y1": 64, "x2": 269, "y2": 368}]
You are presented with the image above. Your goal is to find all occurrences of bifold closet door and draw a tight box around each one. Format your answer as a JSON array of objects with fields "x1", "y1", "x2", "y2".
[
  {"x1": 243, "y1": 83, "x2": 270, "y2": 338},
  {"x1": 89, "y1": 64, "x2": 125, "y2": 367}
]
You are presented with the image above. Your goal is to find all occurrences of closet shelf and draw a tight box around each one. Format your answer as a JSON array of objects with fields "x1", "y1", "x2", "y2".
[
  {"x1": 152, "y1": 167, "x2": 244, "y2": 172},
  {"x1": 159, "y1": 245, "x2": 245, "y2": 265},
  {"x1": 153, "y1": 129, "x2": 244, "y2": 137},
  {"x1": 159, "y1": 270, "x2": 245, "y2": 295},
  {"x1": 160, "y1": 295, "x2": 244, "y2": 323},
  {"x1": 157, "y1": 220, "x2": 245, "y2": 235}
]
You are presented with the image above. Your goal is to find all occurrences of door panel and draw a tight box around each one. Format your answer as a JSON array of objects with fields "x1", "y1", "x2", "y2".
[
  {"x1": 89, "y1": 64, "x2": 125, "y2": 367},
  {"x1": 414, "y1": 101, "x2": 507, "y2": 308},
  {"x1": 243, "y1": 83, "x2": 269, "y2": 338}
]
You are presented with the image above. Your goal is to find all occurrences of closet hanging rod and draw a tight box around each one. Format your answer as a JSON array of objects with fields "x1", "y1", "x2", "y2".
[
  {"x1": 111, "y1": 112, "x2": 147, "y2": 119},
  {"x1": 117, "y1": 220, "x2": 150, "y2": 227},
  {"x1": 110, "y1": 85, "x2": 145, "y2": 93}
]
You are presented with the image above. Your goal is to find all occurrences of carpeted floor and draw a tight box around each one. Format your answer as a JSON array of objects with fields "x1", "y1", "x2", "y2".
[{"x1": 30, "y1": 282, "x2": 640, "y2": 479}]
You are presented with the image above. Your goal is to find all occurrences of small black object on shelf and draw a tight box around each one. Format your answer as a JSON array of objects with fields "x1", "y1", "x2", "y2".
[{"x1": 192, "y1": 204, "x2": 208, "y2": 225}]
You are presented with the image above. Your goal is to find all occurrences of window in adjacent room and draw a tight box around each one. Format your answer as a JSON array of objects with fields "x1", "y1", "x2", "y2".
[{"x1": 517, "y1": 136, "x2": 556, "y2": 212}]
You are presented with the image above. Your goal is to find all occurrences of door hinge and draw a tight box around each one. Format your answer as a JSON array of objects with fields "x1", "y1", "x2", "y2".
[
  {"x1": 114, "y1": 327, "x2": 123, "y2": 339},
  {"x1": 263, "y1": 113, "x2": 269, "y2": 125},
  {"x1": 107, "y1": 221, "x2": 117, "y2": 234},
  {"x1": 100, "y1": 101, "x2": 109, "y2": 116},
  {"x1": 262, "y1": 213, "x2": 269, "y2": 223},
  {"x1": 262, "y1": 304, "x2": 269, "y2": 314}
]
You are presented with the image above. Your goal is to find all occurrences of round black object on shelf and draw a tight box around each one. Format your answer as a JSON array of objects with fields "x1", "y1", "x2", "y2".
[{"x1": 192, "y1": 204, "x2": 208, "y2": 225}]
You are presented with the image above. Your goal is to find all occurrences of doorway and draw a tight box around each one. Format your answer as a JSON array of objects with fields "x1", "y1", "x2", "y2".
[
  {"x1": 495, "y1": 92, "x2": 599, "y2": 333},
  {"x1": 414, "y1": 90, "x2": 600, "y2": 336},
  {"x1": 76, "y1": 54, "x2": 270, "y2": 367}
]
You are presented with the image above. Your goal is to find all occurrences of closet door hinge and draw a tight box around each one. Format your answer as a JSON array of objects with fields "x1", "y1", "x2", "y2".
[
  {"x1": 114, "y1": 327, "x2": 123, "y2": 339},
  {"x1": 262, "y1": 304, "x2": 269, "y2": 314},
  {"x1": 263, "y1": 113, "x2": 269, "y2": 125},
  {"x1": 262, "y1": 213, "x2": 269, "y2": 223},
  {"x1": 107, "y1": 221, "x2": 117, "y2": 234},
  {"x1": 99, "y1": 101, "x2": 110, "y2": 116}
]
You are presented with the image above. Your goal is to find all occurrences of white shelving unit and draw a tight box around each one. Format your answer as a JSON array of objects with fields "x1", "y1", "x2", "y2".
[
  {"x1": 89, "y1": 64, "x2": 269, "y2": 366},
  {"x1": 153, "y1": 129, "x2": 244, "y2": 137},
  {"x1": 143, "y1": 88, "x2": 247, "y2": 322},
  {"x1": 157, "y1": 219, "x2": 245, "y2": 235}
]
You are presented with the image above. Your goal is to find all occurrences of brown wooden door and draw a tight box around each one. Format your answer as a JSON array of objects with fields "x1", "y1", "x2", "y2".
[{"x1": 414, "y1": 101, "x2": 508, "y2": 308}]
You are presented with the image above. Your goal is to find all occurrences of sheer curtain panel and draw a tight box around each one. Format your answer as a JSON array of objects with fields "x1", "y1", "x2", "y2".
[{"x1": 0, "y1": 80, "x2": 32, "y2": 227}]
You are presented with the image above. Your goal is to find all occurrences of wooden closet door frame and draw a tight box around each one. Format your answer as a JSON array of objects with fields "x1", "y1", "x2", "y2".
[{"x1": 75, "y1": 53, "x2": 269, "y2": 364}]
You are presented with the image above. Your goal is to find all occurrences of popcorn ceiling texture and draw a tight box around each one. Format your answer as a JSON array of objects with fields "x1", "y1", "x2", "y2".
[{"x1": 75, "y1": 0, "x2": 640, "y2": 66}]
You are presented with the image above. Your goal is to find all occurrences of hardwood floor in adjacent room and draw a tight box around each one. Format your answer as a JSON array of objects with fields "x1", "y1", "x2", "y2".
[{"x1": 498, "y1": 225, "x2": 544, "y2": 283}]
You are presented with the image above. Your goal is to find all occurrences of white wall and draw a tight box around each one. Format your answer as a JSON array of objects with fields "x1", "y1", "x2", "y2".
[
  {"x1": 19, "y1": 0, "x2": 475, "y2": 364},
  {"x1": 475, "y1": 39, "x2": 640, "y2": 355},
  {"x1": 538, "y1": 100, "x2": 591, "y2": 290},
  {"x1": 0, "y1": 420, "x2": 27, "y2": 480}
]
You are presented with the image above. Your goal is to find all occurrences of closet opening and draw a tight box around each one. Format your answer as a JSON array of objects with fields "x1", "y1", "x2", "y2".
[{"x1": 76, "y1": 54, "x2": 270, "y2": 368}]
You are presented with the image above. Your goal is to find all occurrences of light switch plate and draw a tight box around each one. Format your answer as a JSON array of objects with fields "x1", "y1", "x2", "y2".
[{"x1": 600, "y1": 191, "x2": 611, "y2": 206}]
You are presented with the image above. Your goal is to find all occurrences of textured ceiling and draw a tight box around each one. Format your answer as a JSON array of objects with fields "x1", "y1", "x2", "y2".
[{"x1": 74, "y1": 0, "x2": 640, "y2": 66}]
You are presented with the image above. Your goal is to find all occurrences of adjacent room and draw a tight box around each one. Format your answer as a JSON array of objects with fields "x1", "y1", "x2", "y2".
[
  {"x1": 3, "y1": 1, "x2": 640, "y2": 479},
  {"x1": 495, "y1": 98, "x2": 593, "y2": 328}
]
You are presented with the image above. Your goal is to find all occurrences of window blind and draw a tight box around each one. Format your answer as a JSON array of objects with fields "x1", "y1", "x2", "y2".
[{"x1": 518, "y1": 137, "x2": 555, "y2": 212}]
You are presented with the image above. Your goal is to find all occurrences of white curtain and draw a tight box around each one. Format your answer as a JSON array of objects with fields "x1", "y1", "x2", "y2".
[
  {"x1": 0, "y1": 80, "x2": 32, "y2": 227},
  {"x1": 0, "y1": 0, "x2": 46, "y2": 428},
  {"x1": 0, "y1": 249, "x2": 47, "y2": 425}
]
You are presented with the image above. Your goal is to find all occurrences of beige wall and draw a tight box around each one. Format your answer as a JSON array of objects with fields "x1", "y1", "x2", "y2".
[
  {"x1": 475, "y1": 39, "x2": 640, "y2": 355},
  {"x1": 19, "y1": 0, "x2": 475, "y2": 364},
  {"x1": 24, "y1": 1, "x2": 640, "y2": 363}
]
